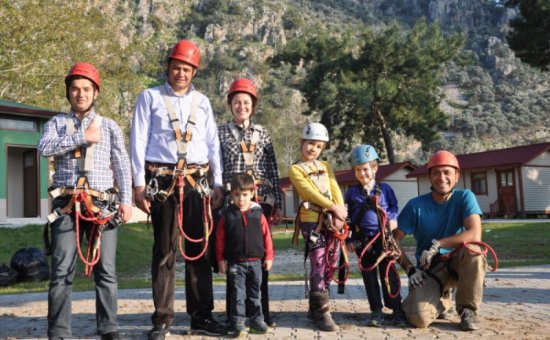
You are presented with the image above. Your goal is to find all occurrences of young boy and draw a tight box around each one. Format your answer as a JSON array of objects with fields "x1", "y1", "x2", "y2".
[
  {"x1": 216, "y1": 173, "x2": 274, "y2": 337},
  {"x1": 345, "y1": 144, "x2": 407, "y2": 327},
  {"x1": 288, "y1": 122, "x2": 348, "y2": 332}
]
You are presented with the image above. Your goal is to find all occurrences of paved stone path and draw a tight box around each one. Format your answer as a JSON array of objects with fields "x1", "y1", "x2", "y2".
[{"x1": 1, "y1": 265, "x2": 549, "y2": 340}]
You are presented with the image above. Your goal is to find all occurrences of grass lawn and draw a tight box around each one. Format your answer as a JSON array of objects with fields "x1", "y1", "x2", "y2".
[{"x1": 0, "y1": 221, "x2": 548, "y2": 294}]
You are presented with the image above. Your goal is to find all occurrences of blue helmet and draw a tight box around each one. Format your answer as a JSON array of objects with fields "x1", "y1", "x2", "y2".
[{"x1": 351, "y1": 144, "x2": 379, "y2": 166}]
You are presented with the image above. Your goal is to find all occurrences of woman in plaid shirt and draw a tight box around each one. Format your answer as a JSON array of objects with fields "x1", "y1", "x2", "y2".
[{"x1": 218, "y1": 78, "x2": 282, "y2": 327}]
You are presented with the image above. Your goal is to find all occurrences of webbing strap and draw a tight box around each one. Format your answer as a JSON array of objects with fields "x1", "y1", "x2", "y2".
[
  {"x1": 228, "y1": 122, "x2": 262, "y2": 171},
  {"x1": 66, "y1": 114, "x2": 103, "y2": 175},
  {"x1": 83, "y1": 116, "x2": 102, "y2": 173},
  {"x1": 160, "y1": 87, "x2": 200, "y2": 169},
  {"x1": 298, "y1": 160, "x2": 330, "y2": 199}
]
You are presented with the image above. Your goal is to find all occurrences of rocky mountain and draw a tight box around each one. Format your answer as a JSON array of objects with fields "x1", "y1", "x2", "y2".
[{"x1": 2, "y1": 0, "x2": 548, "y2": 170}]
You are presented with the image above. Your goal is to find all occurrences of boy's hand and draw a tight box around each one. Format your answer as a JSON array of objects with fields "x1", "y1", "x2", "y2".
[
  {"x1": 218, "y1": 261, "x2": 227, "y2": 274},
  {"x1": 263, "y1": 260, "x2": 273, "y2": 271}
]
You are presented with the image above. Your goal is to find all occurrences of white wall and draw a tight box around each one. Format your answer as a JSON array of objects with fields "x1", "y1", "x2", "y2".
[{"x1": 521, "y1": 165, "x2": 550, "y2": 213}]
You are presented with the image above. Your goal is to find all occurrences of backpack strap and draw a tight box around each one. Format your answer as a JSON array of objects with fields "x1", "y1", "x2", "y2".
[{"x1": 298, "y1": 159, "x2": 331, "y2": 199}]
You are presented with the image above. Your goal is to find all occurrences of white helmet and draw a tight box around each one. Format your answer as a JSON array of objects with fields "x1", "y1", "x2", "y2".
[{"x1": 302, "y1": 122, "x2": 329, "y2": 142}]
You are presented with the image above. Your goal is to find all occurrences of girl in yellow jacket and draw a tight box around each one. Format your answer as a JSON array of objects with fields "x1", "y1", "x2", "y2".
[{"x1": 288, "y1": 122, "x2": 347, "y2": 332}]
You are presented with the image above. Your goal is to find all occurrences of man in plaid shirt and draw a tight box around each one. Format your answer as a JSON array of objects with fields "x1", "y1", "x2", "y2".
[{"x1": 38, "y1": 62, "x2": 132, "y2": 340}]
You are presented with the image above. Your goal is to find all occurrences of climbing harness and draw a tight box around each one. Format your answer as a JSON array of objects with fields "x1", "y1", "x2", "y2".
[
  {"x1": 291, "y1": 160, "x2": 350, "y2": 294},
  {"x1": 225, "y1": 122, "x2": 276, "y2": 210},
  {"x1": 145, "y1": 88, "x2": 213, "y2": 261},
  {"x1": 45, "y1": 114, "x2": 120, "y2": 277},
  {"x1": 354, "y1": 187, "x2": 402, "y2": 298}
]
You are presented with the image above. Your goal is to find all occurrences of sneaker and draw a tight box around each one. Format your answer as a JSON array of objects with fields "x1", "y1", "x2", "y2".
[
  {"x1": 249, "y1": 321, "x2": 269, "y2": 334},
  {"x1": 191, "y1": 317, "x2": 226, "y2": 336},
  {"x1": 367, "y1": 310, "x2": 385, "y2": 327},
  {"x1": 460, "y1": 308, "x2": 479, "y2": 331},
  {"x1": 227, "y1": 322, "x2": 246, "y2": 338},
  {"x1": 101, "y1": 332, "x2": 121, "y2": 340},
  {"x1": 148, "y1": 324, "x2": 170, "y2": 340}
]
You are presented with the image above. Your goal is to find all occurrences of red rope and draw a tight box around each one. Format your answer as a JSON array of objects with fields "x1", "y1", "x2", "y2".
[
  {"x1": 175, "y1": 175, "x2": 214, "y2": 261},
  {"x1": 328, "y1": 223, "x2": 350, "y2": 285},
  {"x1": 73, "y1": 192, "x2": 113, "y2": 277},
  {"x1": 441, "y1": 241, "x2": 499, "y2": 272}
]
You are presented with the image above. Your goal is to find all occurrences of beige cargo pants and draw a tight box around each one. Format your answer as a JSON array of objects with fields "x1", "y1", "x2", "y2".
[{"x1": 402, "y1": 245, "x2": 487, "y2": 328}]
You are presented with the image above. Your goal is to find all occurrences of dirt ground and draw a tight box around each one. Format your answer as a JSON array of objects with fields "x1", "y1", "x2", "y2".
[{"x1": 1, "y1": 251, "x2": 549, "y2": 340}]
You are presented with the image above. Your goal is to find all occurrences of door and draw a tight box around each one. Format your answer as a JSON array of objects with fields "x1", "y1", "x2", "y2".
[
  {"x1": 23, "y1": 149, "x2": 38, "y2": 217},
  {"x1": 496, "y1": 169, "x2": 516, "y2": 218}
]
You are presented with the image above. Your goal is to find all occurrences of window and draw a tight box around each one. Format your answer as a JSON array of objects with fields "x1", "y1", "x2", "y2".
[
  {"x1": 0, "y1": 115, "x2": 38, "y2": 132},
  {"x1": 471, "y1": 172, "x2": 487, "y2": 195}
]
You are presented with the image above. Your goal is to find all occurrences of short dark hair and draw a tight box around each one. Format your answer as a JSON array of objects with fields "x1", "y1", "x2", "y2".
[{"x1": 230, "y1": 173, "x2": 255, "y2": 193}]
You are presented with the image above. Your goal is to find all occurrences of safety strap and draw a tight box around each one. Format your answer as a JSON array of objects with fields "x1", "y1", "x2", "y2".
[
  {"x1": 66, "y1": 114, "x2": 103, "y2": 174},
  {"x1": 298, "y1": 160, "x2": 331, "y2": 199},
  {"x1": 160, "y1": 86, "x2": 200, "y2": 170},
  {"x1": 228, "y1": 121, "x2": 262, "y2": 174}
]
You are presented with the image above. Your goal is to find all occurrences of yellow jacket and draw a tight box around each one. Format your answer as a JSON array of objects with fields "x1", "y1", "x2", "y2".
[{"x1": 288, "y1": 160, "x2": 344, "y2": 223}]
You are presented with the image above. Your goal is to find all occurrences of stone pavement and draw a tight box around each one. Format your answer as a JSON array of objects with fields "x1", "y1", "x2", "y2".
[{"x1": 1, "y1": 265, "x2": 549, "y2": 340}]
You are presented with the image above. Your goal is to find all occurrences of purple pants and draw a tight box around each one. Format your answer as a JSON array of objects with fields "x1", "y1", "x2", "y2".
[{"x1": 300, "y1": 222, "x2": 340, "y2": 292}]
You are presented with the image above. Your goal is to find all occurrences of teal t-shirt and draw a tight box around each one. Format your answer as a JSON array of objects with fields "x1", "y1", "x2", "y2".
[{"x1": 397, "y1": 189, "x2": 482, "y2": 262}]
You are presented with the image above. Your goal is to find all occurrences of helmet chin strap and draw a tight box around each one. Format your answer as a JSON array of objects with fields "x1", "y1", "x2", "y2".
[{"x1": 430, "y1": 186, "x2": 454, "y2": 202}]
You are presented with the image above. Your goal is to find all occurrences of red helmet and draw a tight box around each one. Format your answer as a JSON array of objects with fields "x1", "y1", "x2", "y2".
[
  {"x1": 65, "y1": 62, "x2": 100, "y2": 91},
  {"x1": 227, "y1": 78, "x2": 258, "y2": 101},
  {"x1": 169, "y1": 40, "x2": 200, "y2": 68},
  {"x1": 428, "y1": 150, "x2": 460, "y2": 171}
]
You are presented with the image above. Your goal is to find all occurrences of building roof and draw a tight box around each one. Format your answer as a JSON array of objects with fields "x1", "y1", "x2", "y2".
[
  {"x1": 407, "y1": 142, "x2": 550, "y2": 177},
  {"x1": 0, "y1": 99, "x2": 59, "y2": 118},
  {"x1": 280, "y1": 161, "x2": 416, "y2": 189}
]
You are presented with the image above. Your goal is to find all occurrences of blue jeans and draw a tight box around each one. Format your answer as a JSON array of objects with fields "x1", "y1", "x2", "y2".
[
  {"x1": 47, "y1": 197, "x2": 118, "y2": 337},
  {"x1": 227, "y1": 260, "x2": 263, "y2": 326}
]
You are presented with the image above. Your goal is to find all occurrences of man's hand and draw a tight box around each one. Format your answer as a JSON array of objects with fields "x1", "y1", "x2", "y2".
[
  {"x1": 211, "y1": 187, "x2": 224, "y2": 209},
  {"x1": 85, "y1": 118, "x2": 101, "y2": 143},
  {"x1": 134, "y1": 186, "x2": 151, "y2": 214},
  {"x1": 408, "y1": 268, "x2": 427, "y2": 288},
  {"x1": 420, "y1": 239, "x2": 440, "y2": 270},
  {"x1": 263, "y1": 260, "x2": 273, "y2": 271},
  {"x1": 117, "y1": 203, "x2": 133, "y2": 223},
  {"x1": 218, "y1": 261, "x2": 227, "y2": 274}
]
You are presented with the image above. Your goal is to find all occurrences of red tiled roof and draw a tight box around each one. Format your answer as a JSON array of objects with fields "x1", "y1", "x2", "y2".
[
  {"x1": 407, "y1": 142, "x2": 550, "y2": 177},
  {"x1": 280, "y1": 161, "x2": 416, "y2": 189}
]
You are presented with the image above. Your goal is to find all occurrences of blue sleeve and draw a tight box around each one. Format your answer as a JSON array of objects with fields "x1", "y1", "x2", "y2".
[
  {"x1": 382, "y1": 184, "x2": 398, "y2": 221},
  {"x1": 397, "y1": 200, "x2": 416, "y2": 236},
  {"x1": 462, "y1": 189, "x2": 482, "y2": 219}
]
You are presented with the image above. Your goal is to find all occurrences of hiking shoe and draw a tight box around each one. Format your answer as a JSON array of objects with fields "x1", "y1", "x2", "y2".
[
  {"x1": 460, "y1": 308, "x2": 479, "y2": 331},
  {"x1": 191, "y1": 316, "x2": 226, "y2": 336},
  {"x1": 148, "y1": 324, "x2": 170, "y2": 340},
  {"x1": 227, "y1": 322, "x2": 246, "y2": 338},
  {"x1": 249, "y1": 321, "x2": 269, "y2": 334},
  {"x1": 367, "y1": 310, "x2": 385, "y2": 327},
  {"x1": 101, "y1": 332, "x2": 121, "y2": 340}
]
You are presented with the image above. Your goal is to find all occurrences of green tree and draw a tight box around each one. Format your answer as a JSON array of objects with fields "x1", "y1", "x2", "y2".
[
  {"x1": 506, "y1": 0, "x2": 550, "y2": 70},
  {"x1": 272, "y1": 20, "x2": 464, "y2": 163},
  {"x1": 0, "y1": 0, "x2": 142, "y2": 125}
]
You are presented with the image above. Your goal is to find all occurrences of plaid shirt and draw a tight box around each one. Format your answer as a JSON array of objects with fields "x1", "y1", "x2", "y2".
[
  {"x1": 218, "y1": 122, "x2": 282, "y2": 209},
  {"x1": 38, "y1": 111, "x2": 132, "y2": 205}
]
